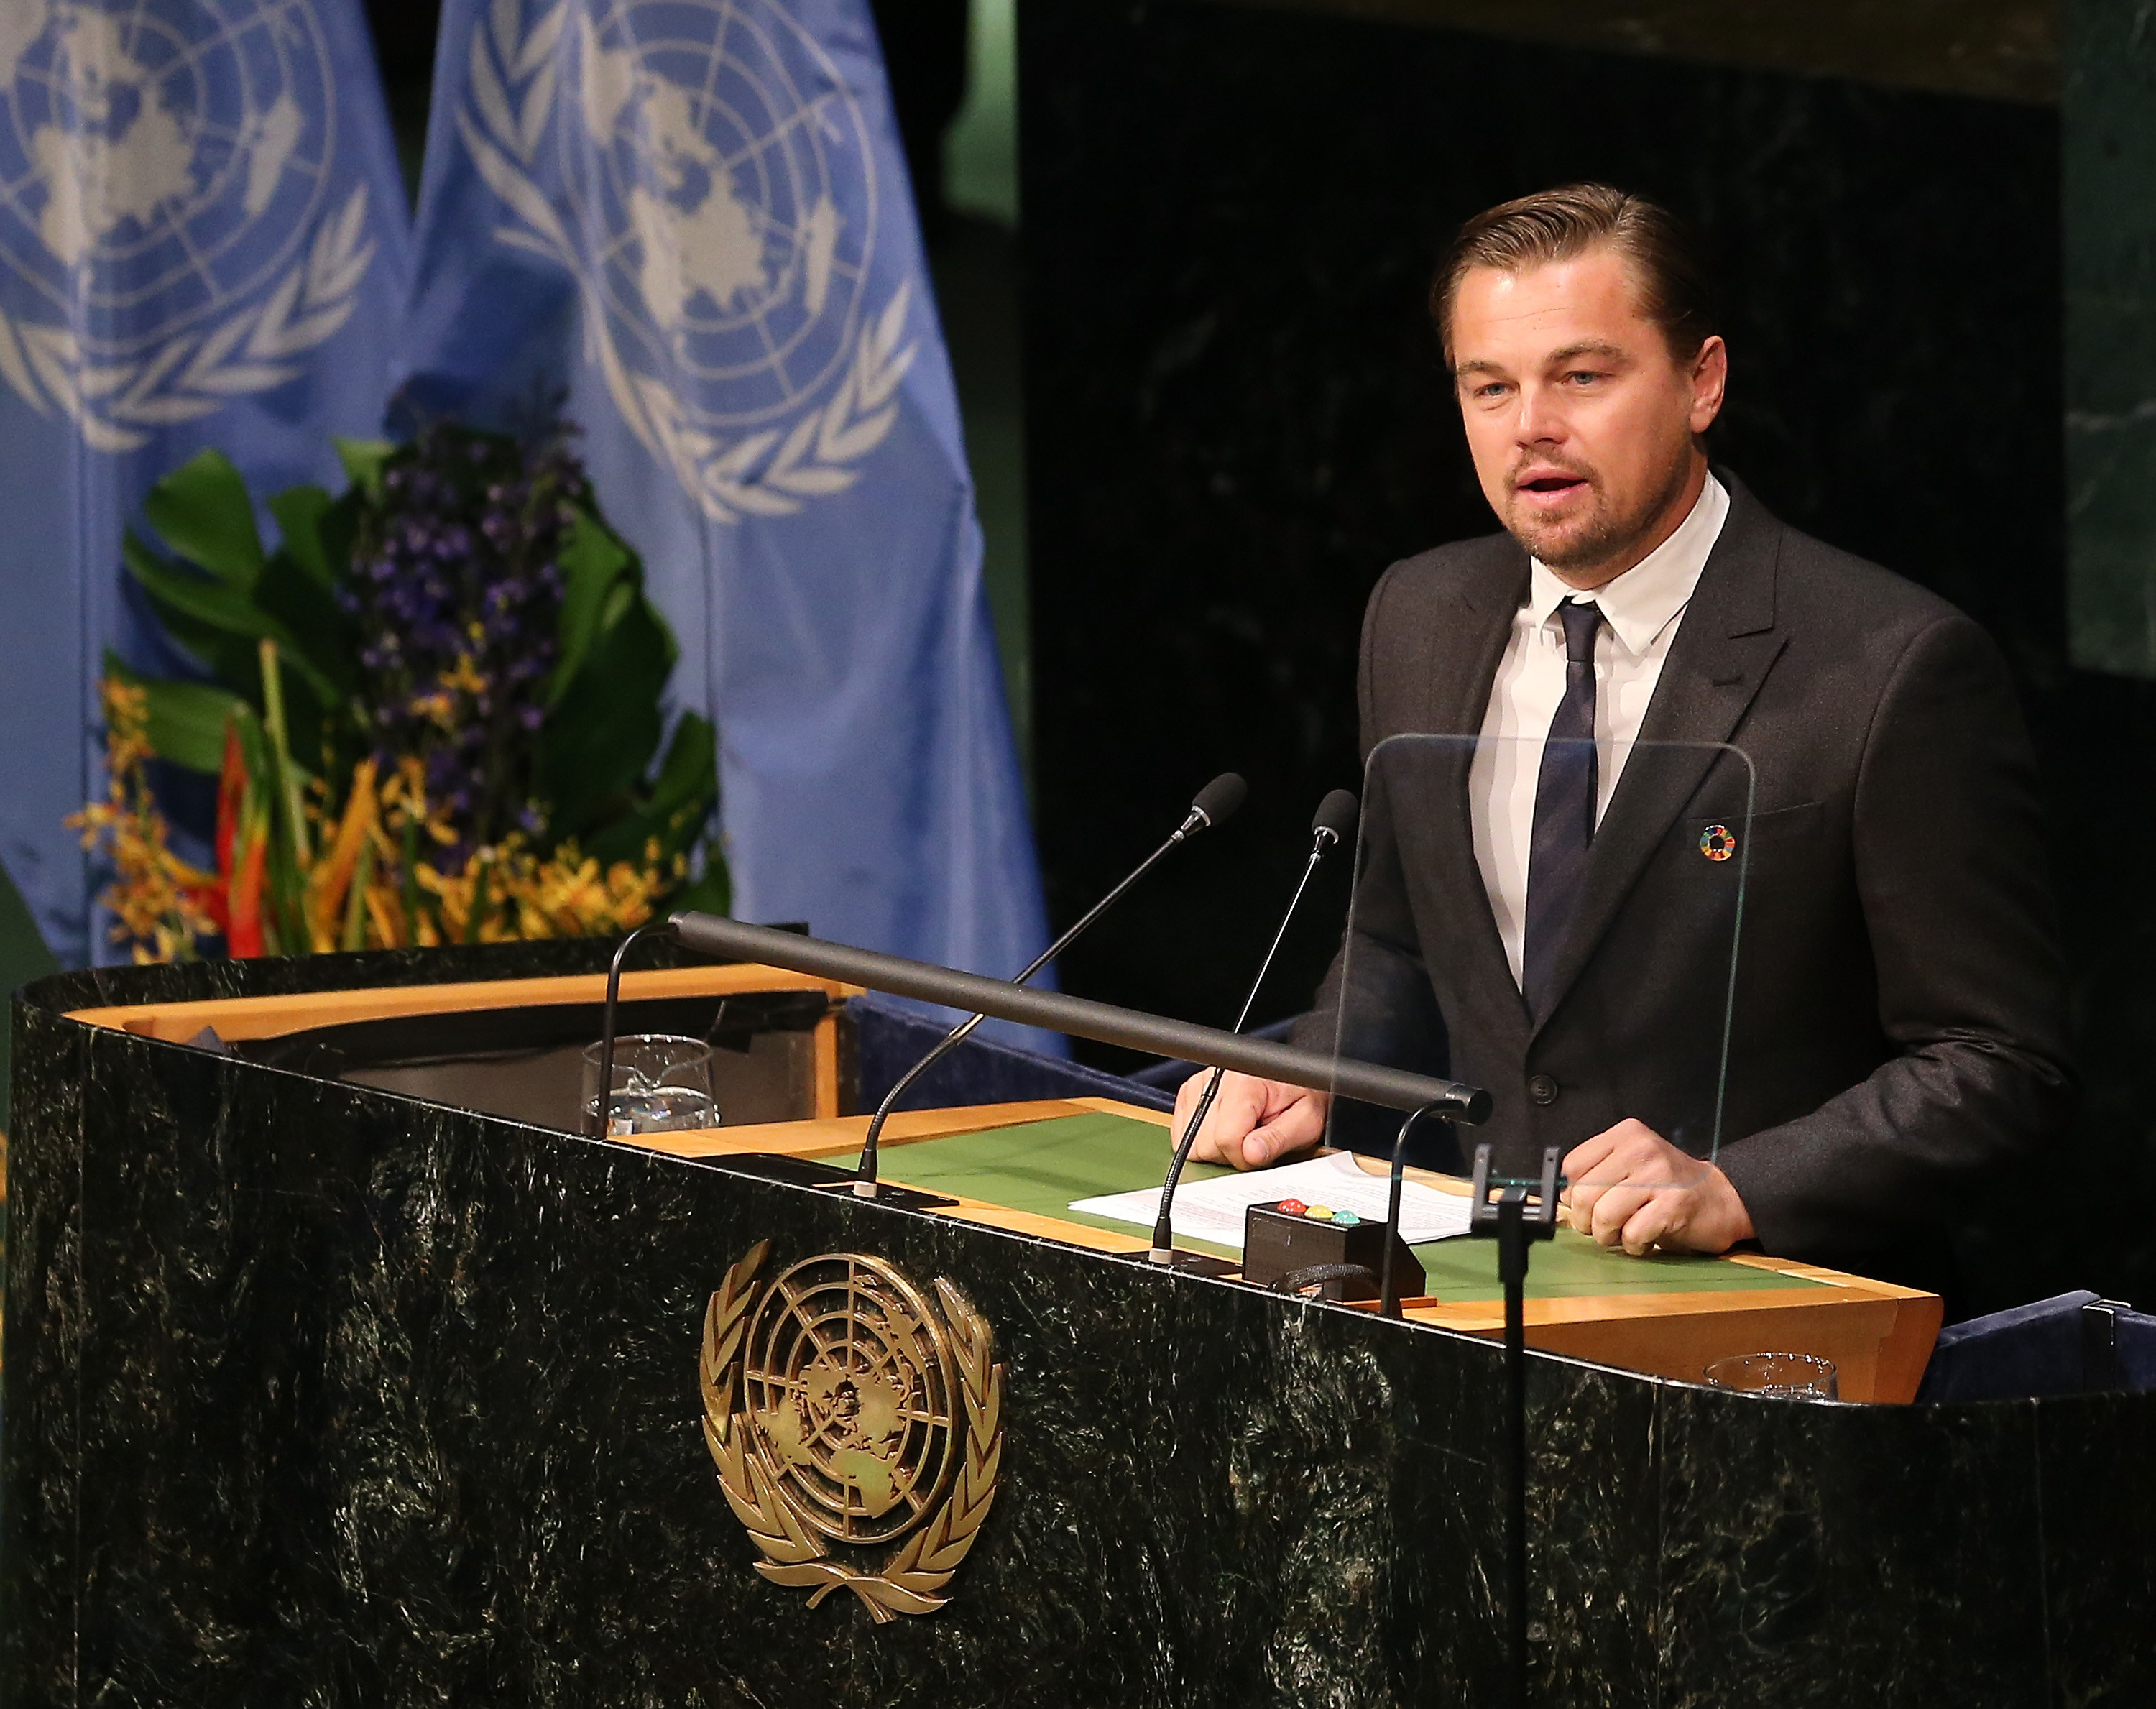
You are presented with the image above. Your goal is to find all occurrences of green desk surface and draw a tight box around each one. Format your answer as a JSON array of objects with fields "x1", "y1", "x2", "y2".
[{"x1": 852, "y1": 1112, "x2": 1828, "y2": 1304}]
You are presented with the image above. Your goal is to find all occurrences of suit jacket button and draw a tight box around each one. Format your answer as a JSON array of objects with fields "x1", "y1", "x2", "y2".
[{"x1": 1526, "y1": 1074, "x2": 1559, "y2": 1106}]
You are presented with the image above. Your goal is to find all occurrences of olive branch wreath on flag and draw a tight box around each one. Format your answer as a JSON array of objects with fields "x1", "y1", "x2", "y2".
[
  {"x1": 454, "y1": 0, "x2": 919, "y2": 524},
  {"x1": 0, "y1": 183, "x2": 376, "y2": 454}
]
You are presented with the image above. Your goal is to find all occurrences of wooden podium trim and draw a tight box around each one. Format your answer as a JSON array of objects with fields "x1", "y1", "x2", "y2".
[
  {"x1": 64, "y1": 962, "x2": 857, "y2": 1041},
  {"x1": 625, "y1": 1100, "x2": 1100, "y2": 1160},
  {"x1": 1405, "y1": 1282, "x2": 1942, "y2": 1405},
  {"x1": 65, "y1": 963, "x2": 862, "y2": 1120}
]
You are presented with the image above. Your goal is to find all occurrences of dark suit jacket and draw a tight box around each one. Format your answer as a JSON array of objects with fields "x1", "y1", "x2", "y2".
[{"x1": 1304, "y1": 476, "x2": 2073, "y2": 1291}]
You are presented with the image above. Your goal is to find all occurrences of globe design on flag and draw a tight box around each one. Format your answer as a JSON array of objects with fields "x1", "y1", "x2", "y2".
[
  {"x1": 565, "y1": 0, "x2": 876, "y2": 429},
  {"x1": 0, "y1": 0, "x2": 336, "y2": 358}
]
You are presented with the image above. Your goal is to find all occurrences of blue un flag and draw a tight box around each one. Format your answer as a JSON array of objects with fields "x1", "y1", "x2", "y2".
[
  {"x1": 0, "y1": 0, "x2": 413, "y2": 964},
  {"x1": 392, "y1": 0, "x2": 1051, "y2": 998}
]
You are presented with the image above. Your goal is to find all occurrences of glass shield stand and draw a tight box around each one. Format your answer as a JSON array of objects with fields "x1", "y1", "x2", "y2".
[{"x1": 1330, "y1": 733, "x2": 1755, "y2": 1707}]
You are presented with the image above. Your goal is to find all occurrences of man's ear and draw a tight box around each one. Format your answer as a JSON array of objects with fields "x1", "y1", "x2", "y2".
[{"x1": 1689, "y1": 335, "x2": 1728, "y2": 435}]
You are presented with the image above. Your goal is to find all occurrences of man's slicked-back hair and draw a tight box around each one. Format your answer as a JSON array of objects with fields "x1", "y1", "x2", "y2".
[{"x1": 1432, "y1": 183, "x2": 1718, "y2": 365}]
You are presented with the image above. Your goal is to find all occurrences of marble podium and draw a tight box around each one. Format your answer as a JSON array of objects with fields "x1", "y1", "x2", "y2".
[{"x1": 6, "y1": 941, "x2": 2152, "y2": 1707}]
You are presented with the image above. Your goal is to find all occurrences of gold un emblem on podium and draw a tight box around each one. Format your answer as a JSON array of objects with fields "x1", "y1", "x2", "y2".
[{"x1": 699, "y1": 1243, "x2": 1005, "y2": 1621}]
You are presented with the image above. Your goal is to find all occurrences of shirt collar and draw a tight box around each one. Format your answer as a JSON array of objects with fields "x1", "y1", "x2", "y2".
[{"x1": 1524, "y1": 473, "x2": 1729, "y2": 655}]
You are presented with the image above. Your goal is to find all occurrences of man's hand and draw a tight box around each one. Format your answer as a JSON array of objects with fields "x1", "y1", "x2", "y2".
[
  {"x1": 1559, "y1": 1120, "x2": 1755, "y2": 1256},
  {"x1": 1171, "y1": 1071, "x2": 1331, "y2": 1171}
]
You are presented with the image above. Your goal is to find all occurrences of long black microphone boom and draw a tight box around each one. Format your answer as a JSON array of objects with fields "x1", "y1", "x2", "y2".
[
  {"x1": 664, "y1": 912, "x2": 1492, "y2": 1121},
  {"x1": 1147, "y1": 788, "x2": 1359, "y2": 1261},
  {"x1": 847, "y1": 773, "x2": 1247, "y2": 1197}
]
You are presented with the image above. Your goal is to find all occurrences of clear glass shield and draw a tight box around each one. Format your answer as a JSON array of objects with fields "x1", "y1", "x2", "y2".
[{"x1": 1322, "y1": 732, "x2": 1755, "y2": 1256}]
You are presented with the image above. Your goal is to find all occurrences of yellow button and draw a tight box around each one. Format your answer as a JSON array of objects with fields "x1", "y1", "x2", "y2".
[{"x1": 1304, "y1": 1204, "x2": 1334, "y2": 1221}]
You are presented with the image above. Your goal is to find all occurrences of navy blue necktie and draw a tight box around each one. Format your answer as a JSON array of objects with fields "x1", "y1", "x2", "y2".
[{"x1": 1523, "y1": 600, "x2": 1605, "y2": 1014}]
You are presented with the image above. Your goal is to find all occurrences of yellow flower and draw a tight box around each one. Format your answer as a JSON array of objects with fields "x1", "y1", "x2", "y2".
[
  {"x1": 75, "y1": 678, "x2": 699, "y2": 962},
  {"x1": 441, "y1": 653, "x2": 489, "y2": 698},
  {"x1": 69, "y1": 678, "x2": 217, "y2": 962}
]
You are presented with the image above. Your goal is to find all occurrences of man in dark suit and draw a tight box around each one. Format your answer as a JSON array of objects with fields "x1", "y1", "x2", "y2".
[{"x1": 1176, "y1": 185, "x2": 2072, "y2": 1290}]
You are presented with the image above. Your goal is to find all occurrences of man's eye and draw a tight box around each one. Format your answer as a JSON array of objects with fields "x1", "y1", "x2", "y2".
[
  {"x1": 1473, "y1": 382, "x2": 1509, "y2": 400},
  {"x1": 1565, "y1": 370, "x2": 1606, "y2": 387}
]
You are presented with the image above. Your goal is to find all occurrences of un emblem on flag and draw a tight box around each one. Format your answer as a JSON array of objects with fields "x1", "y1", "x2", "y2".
[
  {"x1": 463, "y1": 0, "x2": 918, "y2": 523},
  {"x1": 0, "y1": 0, "x2": 377, "y2": 452}
]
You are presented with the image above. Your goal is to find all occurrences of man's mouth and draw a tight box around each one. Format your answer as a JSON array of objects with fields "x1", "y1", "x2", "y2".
[{"x1": 1514, "y1": 469, "x2": 1590, "y2": 508}]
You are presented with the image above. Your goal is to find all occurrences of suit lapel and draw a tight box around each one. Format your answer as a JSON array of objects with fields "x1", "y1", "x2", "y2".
[
  {"x1": 1527, "y1": 480, "x2": 1789, "y2": 1034},
  {"x1": 1416, "y1": 538, "x2": 1529, "y2": 734},
  {"x1": 1388, "y1": 540, "x2": 1529, "y2": 1029}
]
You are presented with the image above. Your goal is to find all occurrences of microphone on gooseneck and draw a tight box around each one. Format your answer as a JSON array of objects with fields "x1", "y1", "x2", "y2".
[
  {"x1": 589, "y1": 916, "x2": 681, "y2": 1136},
  {"x1": 849, "y1": 772, "x2": 1249, "y2": 1198},
  {"x1": 1147, "y1": 788, "x2": 1359, "y2": 1262}
]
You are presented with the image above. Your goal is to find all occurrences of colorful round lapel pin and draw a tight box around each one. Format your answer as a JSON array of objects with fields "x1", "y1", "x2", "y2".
[{"x1": 1699, "y1": 824, "x2": 1737, "y2": 862}]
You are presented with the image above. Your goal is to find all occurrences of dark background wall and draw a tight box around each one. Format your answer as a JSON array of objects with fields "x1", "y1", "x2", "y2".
[{"x1": 1018, "y1": 0, "x2": 2156, "y2": 1312}]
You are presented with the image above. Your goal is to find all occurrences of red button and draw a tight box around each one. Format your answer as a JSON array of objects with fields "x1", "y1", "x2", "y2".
[{"x1": 1276, "y1": 1198, "x2": 1307, "y2": 1216}]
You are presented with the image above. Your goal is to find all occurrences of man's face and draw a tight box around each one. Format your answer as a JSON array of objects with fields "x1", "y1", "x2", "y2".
[{"x1": 1450, "y1": 246, "x2": 1726, "y2": 581}]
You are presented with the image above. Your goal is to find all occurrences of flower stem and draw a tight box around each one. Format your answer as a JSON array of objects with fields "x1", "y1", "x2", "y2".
[
  {"x1": 257, "y1": 638, "x2": 311, "y2": 872},
  {"x1": 341, "y1": 836, "x2": 375, "y2": 952}
]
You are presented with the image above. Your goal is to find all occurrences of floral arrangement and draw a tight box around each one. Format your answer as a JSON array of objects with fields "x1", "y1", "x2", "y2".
[{"x1": 73, "y1": 423, "x2": 726, "y2": 962}]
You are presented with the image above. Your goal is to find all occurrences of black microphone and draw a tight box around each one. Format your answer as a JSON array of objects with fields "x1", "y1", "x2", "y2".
[
  {"x1": 1146, "y1": 788, "x2": 1358, "y2": 1263},
  {"x1": 848, "y1": 772, "x2": 1248, "y2": 1198},
  {"x1": 588, "y1": 916, "x2": 680, "y2": 1136}
]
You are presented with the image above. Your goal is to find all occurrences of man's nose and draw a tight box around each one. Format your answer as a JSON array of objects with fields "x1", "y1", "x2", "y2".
[{"x1": 1514, "y1": 382, "x2": 1566, "y2": 446}]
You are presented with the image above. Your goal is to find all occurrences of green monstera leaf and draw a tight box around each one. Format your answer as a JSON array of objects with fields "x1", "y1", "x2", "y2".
[
  {"x1": 140, "y1": 448, "x2": 265, "y2": 590},
  {"x1": 539, "y1": 591, "x2": 672, "y2": 837},
  {"x1": 582, "y1": 711, "x2": 720, "y2": 866}
]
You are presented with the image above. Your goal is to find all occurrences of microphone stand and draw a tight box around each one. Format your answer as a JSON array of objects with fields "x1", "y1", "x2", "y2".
[
  {"x1": 1148, "y1": 809, "x2": 1348, "y2": 1265},
  {"x1": 586, "y1": 918, "x2": 680, "y2": 1137},
  {"x1": 1374, "y1": 1101, "x2": 1455, "y2": 1317},
  {"x1": 1468, "y1": 1141, "x2": 1562, "y2": 1709},
  {"x1": 846, "y1": 776, "x2": 1245, "y2": 1200}
]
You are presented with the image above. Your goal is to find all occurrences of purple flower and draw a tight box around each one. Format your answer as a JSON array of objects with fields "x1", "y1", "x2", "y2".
[{"x1": 343, "y1": 422, "x2": 589, "y2": 866}]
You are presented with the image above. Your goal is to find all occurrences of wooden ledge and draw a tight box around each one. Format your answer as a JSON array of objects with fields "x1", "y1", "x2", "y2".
[{"x1": 65, "y1": 962, "x2": 860, "y2": 1044}]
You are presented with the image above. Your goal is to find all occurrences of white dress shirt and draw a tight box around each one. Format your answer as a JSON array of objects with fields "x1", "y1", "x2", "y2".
[{"x1": 1470, "y1": 474, "x2": 1730, "y2": 990}]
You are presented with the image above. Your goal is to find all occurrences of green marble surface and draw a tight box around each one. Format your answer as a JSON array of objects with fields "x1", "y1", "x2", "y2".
[
  {"x1": 2066, "y1": 0, "x2": 2156, "y2": 677},
  {"x1": 866, "y1": 1113, "x2": 1826, "y2": 1298},
  {"x1": 0, "y1": 857, "x2": 57, "y2": 1134}
]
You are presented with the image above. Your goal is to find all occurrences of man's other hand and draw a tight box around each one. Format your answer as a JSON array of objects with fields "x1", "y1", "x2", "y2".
[
  {"x1": 1172, "y1": 1071, "x2": 1331, "y2": 1171},
  {"x1": 1559, "y1": 1120, "x2": 1755, "y2": 1256}
]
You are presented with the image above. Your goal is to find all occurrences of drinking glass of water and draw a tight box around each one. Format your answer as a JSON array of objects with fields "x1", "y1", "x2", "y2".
[
  {"x1": 1703, "y1": 1352, "x2": 1839, "y2": 1401},
  {"x1": 582, "y1": 1034, "x2": 718, "y2": 1134}
]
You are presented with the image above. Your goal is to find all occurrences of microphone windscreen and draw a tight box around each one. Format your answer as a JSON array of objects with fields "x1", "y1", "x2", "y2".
[
  {"x1": 1312, "y1": 788, "x2": 1360, "y2": 841},
  {"x1": 1191, "y1": 772, "x2": 1248, "y2": 827}
]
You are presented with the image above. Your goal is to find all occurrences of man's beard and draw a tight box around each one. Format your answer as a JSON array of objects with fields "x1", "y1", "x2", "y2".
[{"x1": 1504, "y1": 453, "x2": 1693, "y2": 574}]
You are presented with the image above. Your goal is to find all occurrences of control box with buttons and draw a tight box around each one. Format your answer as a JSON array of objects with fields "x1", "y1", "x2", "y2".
[{"x1": 1240, "y1": 1199, "x2": 1426, "y2": 1302}]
